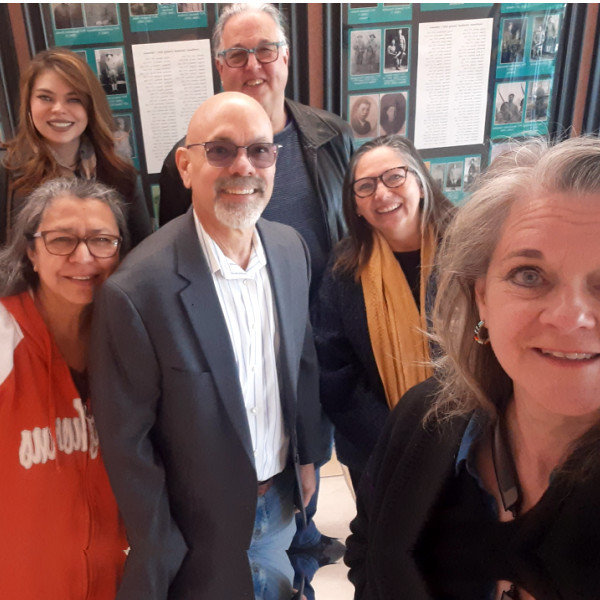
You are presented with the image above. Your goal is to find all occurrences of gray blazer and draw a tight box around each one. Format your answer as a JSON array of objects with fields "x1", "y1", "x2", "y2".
[{"x1": 90, "y1": 210, "x2": 323, "y2": 600}]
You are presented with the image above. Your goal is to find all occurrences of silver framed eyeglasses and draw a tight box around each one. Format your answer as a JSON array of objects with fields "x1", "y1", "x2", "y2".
[
  {"x1": 27, "y1": 231, "x2": 122, "y2": 258},
  {"x1": 216, "y1": 41, "x2": 287, "y2": 68},
  {"x1": 352, "y1": 166, "x2": 411, "y2": 198},
  {"x1": 185, "y1": 141, "x2": 281, "y2": 169}
]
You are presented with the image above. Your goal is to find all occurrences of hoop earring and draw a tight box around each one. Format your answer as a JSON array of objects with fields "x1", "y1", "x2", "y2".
[{"x1": 473, "y1": 320, "x2": 490, "y2": 345}]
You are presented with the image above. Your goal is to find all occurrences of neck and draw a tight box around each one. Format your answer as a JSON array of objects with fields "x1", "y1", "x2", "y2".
[
  {"x1": 48, "y1": 139, "x2": 80, "y2": 170},
  {"x1": 270, "y1": 102, "x2": 288, "y2": 134},
  {"x1": 385, "y1": 231, "x2": 421, "y2": 253},
  {"x1": 34, "y1": 288, "x2": 89, "y2": 372},
  {"x1": 504, "y1": 396, "x2": 595, "y2": 509},
  {"x1": 205, "y1": 223, "x2": 255, "y2": 270}
]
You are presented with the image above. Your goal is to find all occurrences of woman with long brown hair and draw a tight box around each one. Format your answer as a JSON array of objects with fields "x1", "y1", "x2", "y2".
[{"x1": 1, "y1": 47, "x2": 151, "y2": 246}]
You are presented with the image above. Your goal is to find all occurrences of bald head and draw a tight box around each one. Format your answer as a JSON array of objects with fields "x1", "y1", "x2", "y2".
[{"x1": 175, "y1": 91, "x2": 277, "y2": 242}]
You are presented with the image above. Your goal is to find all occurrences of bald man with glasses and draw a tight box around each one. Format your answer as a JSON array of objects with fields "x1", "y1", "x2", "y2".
[{"x1": 90, "y1": 92, "x2": 322, "y2": 600}]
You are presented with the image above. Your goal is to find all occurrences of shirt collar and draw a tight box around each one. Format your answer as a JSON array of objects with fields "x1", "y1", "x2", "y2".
[
  {"x1": 193, "y1": 211, "x2": 267, "y2": 279},
  {"x1": 455, "y1": 410, "x2": 488, "y2": 478}
]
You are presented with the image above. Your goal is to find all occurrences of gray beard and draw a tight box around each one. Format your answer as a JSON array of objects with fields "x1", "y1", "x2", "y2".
[{"x1": 214, "y1": 198, "x2": 265, "y2": 230}]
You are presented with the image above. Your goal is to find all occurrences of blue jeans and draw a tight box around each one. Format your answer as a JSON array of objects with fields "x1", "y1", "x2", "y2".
[{"x1": 248, "y1": 470, "x2": 296, "y2": 600}]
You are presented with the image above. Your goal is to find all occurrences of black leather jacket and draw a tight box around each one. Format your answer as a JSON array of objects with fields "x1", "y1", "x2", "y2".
[{"x1": 158, "y1": 99, "x2": 355, "y2": 249}]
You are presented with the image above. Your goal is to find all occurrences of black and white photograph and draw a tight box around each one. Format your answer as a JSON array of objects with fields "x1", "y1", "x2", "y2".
[
  {"x1": 495, "y1": 82, "x2": 525, "y2": 124},
  {"x1": 349, "y1": 94, "x2": 378, "y2": 138},
  {"x1": 84, "y1": 3, "x2": 118, "y2": 27},
  {"x1": 177, "y1": 3, "x2": 204, "y2": 12},
  {"x1": 95, "y1": 48, "x2": 127, "y2": 95},
  {"x1": 463, "y1": 157, "x2": 481, "y2": 190},
  {"x1": 129, "y1": 4, "x2": 159, "y2": 16},
  {"x1": 445, "y1": 162, "x2": 463, "y2": 191},
  {"x1": 429, "y1": 163, "x2": 445, "y2": 191},
  {"x1": 384, "y1": 28, "x2": 408, "y2": 72},
  {"x1": 525, "y1": 79, "x2": 551, "y2": 122},
  {"x1": 379, "y1": 92, "x2": 407, "y2": 135},
  {"x1": 500, "y1": 17, "x2": 527, "y2": 64},
  {"x1": 113, "y1": 115, "x2": 135, "y2": 159},
  {"x1": 350, "y1": 29, "x2": 381, "y2": 76},
  {"x1": 531, "y1": 14, "x2": 560, "y2": 60},
  {"x1": 52, "y1": 3, "x2": 84, "y2": 29}
]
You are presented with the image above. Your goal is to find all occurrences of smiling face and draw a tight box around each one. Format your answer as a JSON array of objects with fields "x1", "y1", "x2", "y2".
[
  {"x1": 475, "y1": 192, "x2": 600, "y2": 418},
  {"x1": 27, "y1": 195, "x2": 120, "y2": 310},
  {"x1": 176, "y1": 94, "x2": 275, "y2": 237},
  {"x1": 354, "y1": 146, "x2": 422, "y2": 252},
  {"x1": 29, "y1": 69, "x2": 88, "y2": 157},
  {"x1": 216, "y1": 11, "x2": 288, "y2": 130}
]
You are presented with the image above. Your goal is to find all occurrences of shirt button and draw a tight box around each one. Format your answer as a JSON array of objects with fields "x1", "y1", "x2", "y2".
[{"x1": 250, "y1": 407, "x2": 257, "y2": 414}]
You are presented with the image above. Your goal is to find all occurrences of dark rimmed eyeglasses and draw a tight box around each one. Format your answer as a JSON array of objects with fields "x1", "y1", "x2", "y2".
[
  {"x1": 352, "y1": 166, "x2": 411, "y2": 198},
  {"x1": 27, "y1": 231, "x2": 122, "y2": 258},
  {"x1": 216, "y1": 41, "x2": 287, "y2": 68},
  {"x1": 185, "y1": 141, "x2": 281, "y2": 169}
]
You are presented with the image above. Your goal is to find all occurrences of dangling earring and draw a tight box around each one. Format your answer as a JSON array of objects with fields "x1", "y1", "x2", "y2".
[{"x1": 473, "y1": 320, "x2": 490, "y2": 345}]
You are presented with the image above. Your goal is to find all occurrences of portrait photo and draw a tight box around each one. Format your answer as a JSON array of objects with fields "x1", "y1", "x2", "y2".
[
  {"x1": 95, "y1": 48, "x2": 127, "y2": 96},
  {"x1": 177, "y1": 3, "x2": 204, "y2": 12},
  {"x1": 500, "y1": 17, "x2": 527, "y2": 64},
  {"x1": 113, "y1": 115, "x2": 135, "y2": 159},
  {"x1": 463, "y1": 157, "x2": 481, "y2": 190},
  {"x1": 531, "y1": 14, "x2": 560, "y2": 60},
  {"x1": 52, "y1": 3, "x2": 84, "y2": 30},
  {"x1": 384, "y1": 28, "x2": 409, "y2": 72},
  {"x1": 129, "y1": 4, "x2": 158, "y2": 16},
  {"x1": 429, "y1": 163, "x2": 445, "y2": 191},
  {"x1": 379, "y1": 92, "x2": 407, "y2": 135},
  {"x1": 525, "y1": 79, "x2": 551, "y2": 122},
  {"x1": 349, "y1": 94, "x2": 378, "y2": 139},
  {"x1": 495, "y1": 82, "x2": 525, "y2": 125},
  {"x1": 445, "y1": 162, "x2": 463, "y2": 191},
  {"x1": 84, "y1": 3, "x2": 118, "y2": 27},
  {"x1": 350, "y1": 29, "x2": 381, "y2": 76}
]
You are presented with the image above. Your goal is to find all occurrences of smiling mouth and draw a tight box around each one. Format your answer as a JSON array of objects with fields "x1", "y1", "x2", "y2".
[
  {"x1": 48, "y1": 121, "x2": 74, "y2": 129},
  {"x1": 220, "y1": 187, "x2": 260, "y2": 196},
  {"x1": 376, "y1": 202, "x2": 402, "y2": 215},
  {"x1": 538, "y1": 349, "x2": 600, "y2": 361},
  {"x1": 245, "y1": 79, "x2": 265, "y2": 87}
]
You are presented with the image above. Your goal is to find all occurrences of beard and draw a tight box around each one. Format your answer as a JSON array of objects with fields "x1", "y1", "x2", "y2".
[{"x1": 214, "y1": 176, "x2": 269, "y2": 229}]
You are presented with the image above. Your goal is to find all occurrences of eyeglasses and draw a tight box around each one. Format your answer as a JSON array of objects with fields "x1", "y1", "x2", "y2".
[
  {"x1": 27, "y1": 231, "x2": 122, "y2": 258},
  {"x1": 216, "y1": 41, "x2": 287, "y2": 68},
  {"x1": 185, "y1": 141, "x2": 281, "y2": 169},
  {"x1": 352, "y1": 166, "x2": 411, "y2": 198}
]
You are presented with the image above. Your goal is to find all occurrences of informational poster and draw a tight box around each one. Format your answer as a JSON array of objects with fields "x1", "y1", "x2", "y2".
[
  {"x1": 425, "y1": 155, "x2": 482, "y2": 204},
  {"x1": 129, "y1": 3, "x2": 208, "y2": 32},
  {"x1": 421, "y1": 3, "x2": 493, "y2": 11},
  {"x1": 132, "y1": 39, "x2": 213, "y2": 174},
  {"x1": 414, "y1": 18, "x2": 493, "y2": 149},
  {"x1": 348, "y1": 3, "x2": 412, "y2": 25},
  {"x1": 76, "y1": 47, "x2": 132, "y2": 110},
  {"x1": 50, "y1": 3, "x2": 123, "y2": 45}
]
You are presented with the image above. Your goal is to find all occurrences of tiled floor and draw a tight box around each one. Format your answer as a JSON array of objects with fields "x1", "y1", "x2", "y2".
[{"x1": 312, "y1": 454, "x2": 357, "y2": 599}]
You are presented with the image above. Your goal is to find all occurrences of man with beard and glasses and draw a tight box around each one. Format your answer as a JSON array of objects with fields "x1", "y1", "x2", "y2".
[{"x1": 90, "y1": 92, "x2": 323, "y2": 600}]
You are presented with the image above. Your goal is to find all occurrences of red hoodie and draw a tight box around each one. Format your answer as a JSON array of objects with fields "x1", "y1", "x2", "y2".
[{"x1": 0, "y1": 292, "x2": 127, "y2": 599}]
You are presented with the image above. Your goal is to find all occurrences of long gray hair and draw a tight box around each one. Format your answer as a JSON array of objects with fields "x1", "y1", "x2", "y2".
[{"x1": 0, "y1": 177, "x2": 129, "y2": 297}]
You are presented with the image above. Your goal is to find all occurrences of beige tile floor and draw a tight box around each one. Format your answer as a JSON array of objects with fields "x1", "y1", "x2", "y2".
[{"x1": 311, "y1": 453, "x2": 357, "y2": 599}]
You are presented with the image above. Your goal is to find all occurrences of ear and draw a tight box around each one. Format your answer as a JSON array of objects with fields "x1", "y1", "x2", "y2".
[
  {"x1": 175, "y1": 146, "x2": 193, "y2": 190},
  {"x1": 27, "y1": 246, "x2": 37, "y2": 272},
  {"x1": 215, "y1": 57, "x2": 224, "y2": 80},
  {"x1": 281, "y1": 45, "x2": 290, "y2": 67},
  {"x1": 474, "y1": 277, "x2": 487, "y2": 320}
]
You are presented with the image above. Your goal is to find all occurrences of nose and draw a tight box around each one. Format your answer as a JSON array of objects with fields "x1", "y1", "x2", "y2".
[
  {"x1": 228, "y1": 147, "x2": 255, "y2": 177},
  {"x1": 69, "y1": 240, "x2": 94, "y2": 263},
  {"x1": 245, "y1": 51, "x2": 261, "y2": 69},
  {"x1": 539, "y1": 285, "x2": 597, "y2": 332},
  {"x1": 373, "y1": 177, "x2": 390, "y2": 200}
]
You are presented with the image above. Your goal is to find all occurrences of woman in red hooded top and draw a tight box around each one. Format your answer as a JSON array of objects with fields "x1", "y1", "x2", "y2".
[{"x1": 0, "y1": 177, "x2": 128, "y2": 599}]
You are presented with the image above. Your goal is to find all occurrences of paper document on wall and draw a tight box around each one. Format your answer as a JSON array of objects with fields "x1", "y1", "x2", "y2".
[{"x1": 132, "y1": 39, "x2": 214, "y2": 173}]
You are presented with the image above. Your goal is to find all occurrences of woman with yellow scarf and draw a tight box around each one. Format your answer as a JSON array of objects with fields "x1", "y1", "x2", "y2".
[{"x1": 314, "y1": 135, "x2": 455, "y2": 488}]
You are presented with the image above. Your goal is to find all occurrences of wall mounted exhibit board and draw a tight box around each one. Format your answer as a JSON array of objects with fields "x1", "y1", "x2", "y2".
[
  {"x1": 342, "y1": 2, "x2": 566, "y2": 204},
  {"x1": 38, "y1": 2, "x2": 216, "y2": 227}
]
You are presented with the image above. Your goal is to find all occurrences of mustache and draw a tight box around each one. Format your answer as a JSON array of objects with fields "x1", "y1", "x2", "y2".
[{"x1": 214, "y1": 176, "x2": 266, "y2": 194}]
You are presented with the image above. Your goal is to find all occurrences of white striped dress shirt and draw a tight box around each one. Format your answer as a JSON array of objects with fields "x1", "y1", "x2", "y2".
[{"x1": 194, "y1": 213, "x2": 288, "y2": 481}]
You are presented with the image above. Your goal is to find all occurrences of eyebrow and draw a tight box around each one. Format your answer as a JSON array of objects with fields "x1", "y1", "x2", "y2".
[
  {"x1": 34, "y1": 87, "x2": 80, "y2": 96},
  {"x1": 500, "y1": 248, "x2": 544, "y2": 262}
]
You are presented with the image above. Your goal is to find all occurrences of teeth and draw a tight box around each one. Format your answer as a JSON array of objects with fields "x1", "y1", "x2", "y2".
[
  {"x1": 541, "y1": 350, "x2": 595, "y2": 360},
  {"x1": 49, "y1": 122, "x2": 73, "y2": 128},
  {"x1": 377, "y1": 203, "x2": 401, "y2": 214},
  {"x1": 222, "y1": 188, "x2": 255, "y2": 195},
  {"x1": 246, "y1": 79, "x2": 264, "y2": 87},
  {"x1": 70, "y1": 276, "x2": 92, "y2": 281}
]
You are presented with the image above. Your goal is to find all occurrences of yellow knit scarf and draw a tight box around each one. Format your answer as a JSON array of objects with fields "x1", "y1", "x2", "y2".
[{"x1": 361, "y1": 229, "x2": 435, "y2": 409}]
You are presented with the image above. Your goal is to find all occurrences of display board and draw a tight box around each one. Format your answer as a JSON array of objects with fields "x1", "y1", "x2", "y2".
[{"x1": 342, "y1": 2, "x2": 566, "y2": 204}]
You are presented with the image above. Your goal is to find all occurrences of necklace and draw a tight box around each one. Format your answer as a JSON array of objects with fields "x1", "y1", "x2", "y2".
[{"x1": 491, "y1": 415, "x2": 523, "y2": 518}]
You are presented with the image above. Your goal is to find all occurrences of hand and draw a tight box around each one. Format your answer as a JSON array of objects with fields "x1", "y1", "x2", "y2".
[{"x1": 299, "y1": 463, "x2": 316, "y2": 508}]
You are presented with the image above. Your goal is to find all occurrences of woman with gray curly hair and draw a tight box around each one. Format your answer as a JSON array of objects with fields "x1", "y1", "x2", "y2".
[
  {"x1": 346, "y1": 136, "x2": 600, "y2": 600},
  {"x1": 0, "y1": 177, "x2": 129, "y2": 599}
]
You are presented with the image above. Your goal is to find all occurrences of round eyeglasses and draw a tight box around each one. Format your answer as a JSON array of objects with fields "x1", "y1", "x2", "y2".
[
  {"x1": 216, "y1": 41, "x2": 287, "y2": 68},
  {"x1": 185, "y1": 141, "x2": 281, "y2": 169},
  {"x1": 27, "y1": 231, "x2": 122, "y2": 258},
  {"x1": 352, "y1": 166, "x2": 411, "y2": 198}
]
